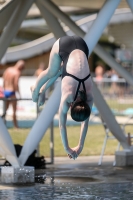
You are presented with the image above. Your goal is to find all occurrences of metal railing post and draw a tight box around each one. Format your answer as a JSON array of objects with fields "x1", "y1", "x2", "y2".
[
  {"x1": 36, "y1": 102, "x2": 40, "y2": 157},
  {"x1": 2, "y1": 99, "x2": 6, "y2": 124},
  {"x1": 50, "y1": 120, "x2": 54, "y2": 164}
]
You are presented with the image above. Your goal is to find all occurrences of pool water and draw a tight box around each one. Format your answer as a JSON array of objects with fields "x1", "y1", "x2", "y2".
[{"x1": 0, "y1": 176, "x2": 133, "y2": 200}]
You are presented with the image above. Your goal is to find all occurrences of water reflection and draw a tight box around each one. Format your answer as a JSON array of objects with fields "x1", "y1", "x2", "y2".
[{"x1": 0, "y1": 176, "x2": 133, "y2": 200}]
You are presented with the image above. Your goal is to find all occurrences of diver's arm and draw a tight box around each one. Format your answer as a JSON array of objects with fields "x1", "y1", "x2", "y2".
[
  {"x1": 72, "y1": 92, "x2": 93, "y2": 156},
  {"x1": 59, "y1": 99, "x2": 69, "y2": 150},
  {"x1": 59, "y1": 98, "x2": 77, "y2": 159},
  {"x1": 77, "y1": 91, "x2": 93, "y2": 151},
  {"x1": 78, "y1": 118, "x2": 89, "y2": 150}
]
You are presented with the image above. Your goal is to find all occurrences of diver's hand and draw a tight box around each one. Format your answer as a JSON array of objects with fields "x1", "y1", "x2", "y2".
[
  {"x1": 30, "y1": 85, "x2": 39, "y2": 102},
  {"x1": 71, "y1": 145, "x2": 83, "y2": 157},
  {"x1": 66, "y1": 147, "x2": 77, "y2": 160},
  {"x1": 38, "y1": 92, "x2": 45, "y2": 107}
]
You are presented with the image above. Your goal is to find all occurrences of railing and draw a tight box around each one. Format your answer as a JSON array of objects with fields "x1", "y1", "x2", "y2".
[
  {"x1": 94, "y1": 77, "x2": 133, "y2": 113},
  {"x1": 0, "y1": 78, "x2": 133, "y2": 165}
]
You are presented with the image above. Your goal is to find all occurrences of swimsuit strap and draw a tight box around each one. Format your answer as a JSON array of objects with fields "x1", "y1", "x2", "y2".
[
  {"x1": 73, "y1": 73, "x2": 91, "y2": 101},
  {"x1": 74, "y1": 81, "x2": 81, "y2": 102}
]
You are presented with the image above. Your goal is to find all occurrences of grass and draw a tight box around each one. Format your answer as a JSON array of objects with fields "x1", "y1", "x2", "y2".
[
  {"x1": 106, "y1": 99, "x2": 133, "y2": 111},
  {"x1": 8, "y1": 124, "x2": 133, "y2": 158}
]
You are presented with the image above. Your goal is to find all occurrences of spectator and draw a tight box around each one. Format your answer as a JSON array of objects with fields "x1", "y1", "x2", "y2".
[
  {"x1": 95, "y1": 63, "x2": 105, "y2": 89},
  {"x1": 110, "y1": 69, "x2": 119, "y2": 97},
  {"x1": 34, "y1": 62, "x2": 45, "y2": 77},
  {"x1": 3, "y1": 60, "x2": 25, "y2": 128}
]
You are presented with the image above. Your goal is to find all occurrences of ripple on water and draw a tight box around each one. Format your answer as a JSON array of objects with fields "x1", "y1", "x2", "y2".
[{"x1": 0, "y1": 177, "x2": 133, "y2": 200}]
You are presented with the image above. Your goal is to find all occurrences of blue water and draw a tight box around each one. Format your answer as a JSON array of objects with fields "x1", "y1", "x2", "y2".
[{"x1": 0, "y1": 180, "x2": 133, "y2": 200}]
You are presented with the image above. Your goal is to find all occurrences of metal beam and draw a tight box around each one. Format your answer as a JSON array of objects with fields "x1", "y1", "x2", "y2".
[
  {"x1": 36, "y1": 0, "x2": 65, "y2": 39},
  {"x1": 0, "y1": 0, "x2": 18, "y2": 32},
  {"x1": 0, "y1": 0, "x2": 34, "y2": 61},
  {"x1": 19, "y1": 81, "x2": 61, "y2": 166},
  {"x1": 39, "y1": 0, "x2": 133, "y2": 86},
  {"x1": 39, "y1": 0, "x2": 130, "y2": 150},
  {"x1": 94, "y1": 44, "x2": 133, "y2": 85},
  {"x1": 92, "y1": 81, "x2": 129, "y2": 149},
  {"x1": 39, "y1": 0, "x2": 84, "y2": 36},
  {"x1": 127, "y1": 0, "x2": 133, "y2": 12},
  {"x1": 83, "y1": 0, "x2": 121, "y2": 54},
  {"x1": 0, "y1": 117, "x2": 20, "y2": 167}
]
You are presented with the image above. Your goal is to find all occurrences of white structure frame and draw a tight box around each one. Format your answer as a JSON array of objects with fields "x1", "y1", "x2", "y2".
[{"x1": 0, "y1": 0, "x2": 133, "y2": 167}]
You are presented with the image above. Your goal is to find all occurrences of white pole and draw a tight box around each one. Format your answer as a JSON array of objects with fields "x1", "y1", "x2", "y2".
[
  {"x1": 0, "y1": 0, "x2": 18, "y2": 32},
  {"x1": 36, "y1": 0, "x2": 65, "y2": 39},
  {"x1": 38, "y1": 0, "x2": 130, "y2": 149},
  {"x1": 18, "y1": 1, "x2": 67, "y2": 165},
  {"x1": 38, "y1": 0, "x2": 83, "y2": 37},
  {"x1": 127, "y1": 0, "x2": 133, "y2": 12},
  {"x1": 19, "y1": 80, "x2": 61, "y2": 166},
  {"x1": 0, "y1": 118, "x2": 20, "y2": 167},
  {"x1": 0, "y1": 0, "x2": 34, "y2": 61},
  {"x1": 94, "y1": 44, "x2": 133, "y2": 85},
  {"x1": 39, "y1": 0, "x2": 133, "y2": 86},
  {"x1": 84, "y1": 0, "x2": 121, "y2": 54},
  {"x1": 0, "y1": 147, "x2": 5, "y2": 158},
  {"x1": 92, "y1": 82, "x2": 130, "y2": 150}
]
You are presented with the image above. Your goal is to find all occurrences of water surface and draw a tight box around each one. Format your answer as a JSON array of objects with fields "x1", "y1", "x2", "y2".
[{"x1": 0, "y1": 176, "x2": 133, "y2": 200}]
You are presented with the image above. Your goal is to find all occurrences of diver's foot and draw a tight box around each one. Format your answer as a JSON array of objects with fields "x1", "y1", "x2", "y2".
[
  {"x1": 38, "y1": 92, "x2": 45, "y2": 107},
  {"x1": 30, "y1": 85, "x2": 38, "y2": 102}
]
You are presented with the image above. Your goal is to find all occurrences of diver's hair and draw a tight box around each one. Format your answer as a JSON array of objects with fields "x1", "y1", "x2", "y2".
[{"x1": 70, "y1": 90, "x2": 91, "y2": 122}]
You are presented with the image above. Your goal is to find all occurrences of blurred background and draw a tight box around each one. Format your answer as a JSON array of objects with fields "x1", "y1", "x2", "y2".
[{"x1": 0, "y1": 0, "x2": 133, "y2": 164}]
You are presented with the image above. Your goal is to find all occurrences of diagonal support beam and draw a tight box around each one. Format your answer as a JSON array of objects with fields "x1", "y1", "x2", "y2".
[
  {"x1": 0, "y1": 117, "x2": 20, "y2": 167},
  {"x1": 39, "y1": 0, "x2": 84, "y2": 36},
  {"x1": 19, "y1": 1, "x2": 67, "y2": 166},
  {"x1": 19, "y1": 81, "x2": 61, "y2": 166},
  {"x1": 92, "y1": 82, "x2": 129, "y2": 149},
  {"x1": 94, "y1": 44, "x2": 133, "y2": 85},
  {"x1": 0, "y1": 0, "x2": 34, "y2": 61},
  {"x1": 127, "y1": 0, "x2": 133, "y2": 12},
  {"x1": 0, "y1": 146, "x2": 6, "y2": 158},
  {"x1": 36, "y1": 0, "x2": 65, "y2": 39},
  {"x1": 83, "y1": 0, "x2": 121, "y2": 54},
  {"x1": 39, "y1": 0, "x2": 133, "y2": 86},
  {"x1": 0, "y1": 0, "x2": 18, "y2": 32},
  {"x1": 18, "y1": 0, "x2": 131, "y2": 166},
  {"x1": 39, "y1": 0, "x2": 130, "y2": 150}
]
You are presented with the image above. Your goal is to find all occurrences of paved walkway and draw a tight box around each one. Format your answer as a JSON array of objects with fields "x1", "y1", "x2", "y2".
[
  {"x1": 47, "y1": 155, "x2": 115, "y2": 168},
  {"x1": 35, "y1": 155, "x2": 133, "y2": 184}
]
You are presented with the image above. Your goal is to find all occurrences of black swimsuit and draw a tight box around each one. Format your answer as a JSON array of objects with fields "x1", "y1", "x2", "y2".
[{"x1": 59, "y1": 36, "x2": 90, "y2": 101}]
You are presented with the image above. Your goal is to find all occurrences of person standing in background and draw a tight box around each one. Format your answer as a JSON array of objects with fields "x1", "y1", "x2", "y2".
[
  {"x1": 3, "y1": 60, "x2": 25, "y2": 128},
  {"x1": 94, "y1": 63, "x2": 105, "y2": 90},
  {"x1": 34, "y1": 62, "x2": 45, "y2": 77},
  {"x1": 110, "y1": 69, "x2": 119, "y2": 97}
]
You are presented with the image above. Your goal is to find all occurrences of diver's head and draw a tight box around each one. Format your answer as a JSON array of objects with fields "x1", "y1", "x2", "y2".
[{"x1": 70, "y1": 90, "x2": 91, "y2": 122}]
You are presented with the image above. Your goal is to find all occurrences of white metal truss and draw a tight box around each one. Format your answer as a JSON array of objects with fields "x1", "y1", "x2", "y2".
[{"x1": 0, "y1": 0, "x2": 133, "y2": 166}]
